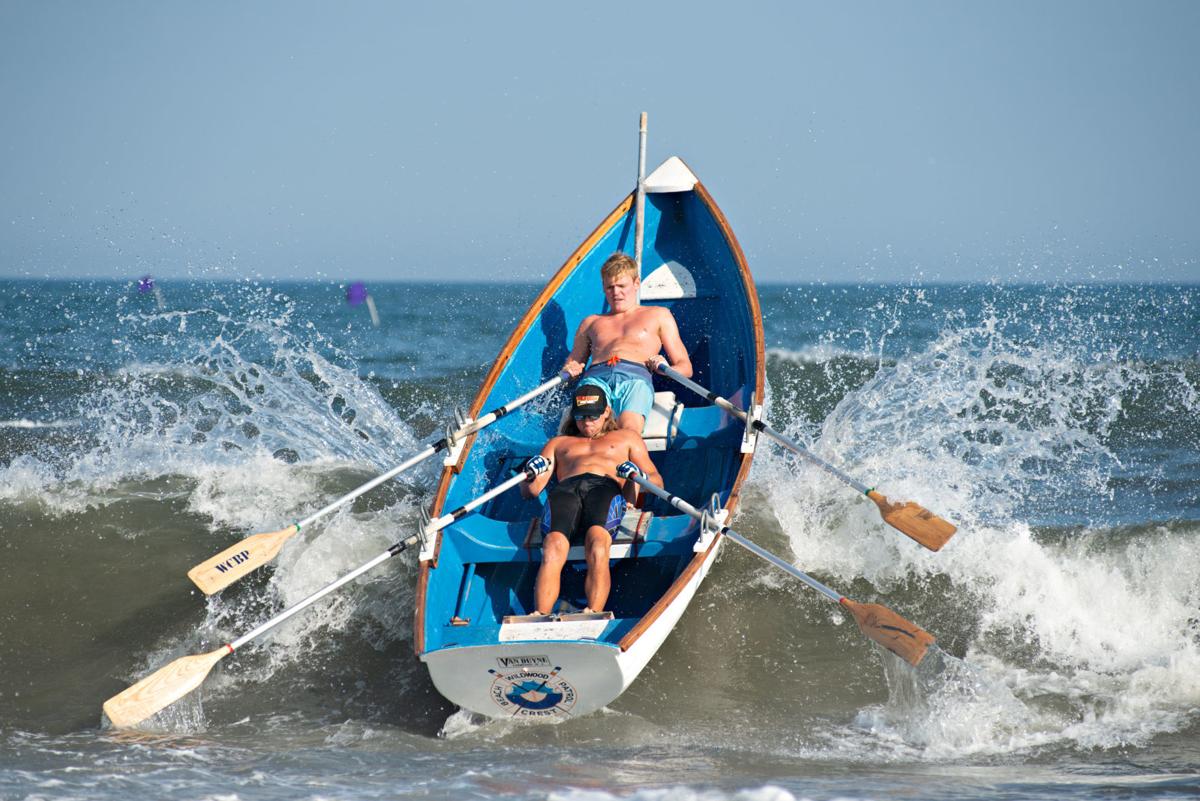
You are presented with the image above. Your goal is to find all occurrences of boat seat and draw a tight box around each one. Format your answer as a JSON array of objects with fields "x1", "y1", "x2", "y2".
[
  {"x1": 524, "y1": 506, "x2": 654, "y2": 560},
  {"x1": 557, "y1": 390, "x2": 682, "y2": 451}
]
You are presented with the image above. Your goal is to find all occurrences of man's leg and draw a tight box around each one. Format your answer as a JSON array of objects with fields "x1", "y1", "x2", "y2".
[
  {"x1": 616, "y1": 411, "x2": 646, "y2": 432},
  {"x1": 583, "y1": 525, "x2": 613, "y2": 612},
  {"x1": 614, "y1": 377, "x2": 653, "y2": 434},
  {"x1": 534, "y1": 531, "x2": 569, "y2": 615}
]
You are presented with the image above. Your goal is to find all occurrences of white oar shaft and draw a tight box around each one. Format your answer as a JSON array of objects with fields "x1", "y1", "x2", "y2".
[
  {"x1": 230, "y1": 548, "x2": 398, "y2": 650},
  {"x1": 427, "y1": 470, "x2": 529, "y2": 532},
  {"x1": 231, "y1": 470, "x2": 530, "y2": 652},
  {"x1": 470, "y1": 374, "x2": 567, "y2": 432},
  {"x1": 629, "y1": 474, "x2": 844, "y2": 604},
  {"x1": 656, "y1": 364, "x2": 871, "y2": 495},
  {"x1": 293, "y1": 374, "x2": 564, "y2": 532},
  {"x1": 297, "y1": 445, "x2": 437, "y2": 530}
]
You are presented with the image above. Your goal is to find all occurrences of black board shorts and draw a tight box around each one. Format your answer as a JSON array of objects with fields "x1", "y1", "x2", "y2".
[{"x1": 540, "y1": 473, "x2": 626, "y2": 546}]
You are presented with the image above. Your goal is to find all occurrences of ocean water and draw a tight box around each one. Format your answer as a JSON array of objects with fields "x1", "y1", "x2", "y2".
[{"x1": 1, "y1": 279, "x2": 1198, "y2": 800}]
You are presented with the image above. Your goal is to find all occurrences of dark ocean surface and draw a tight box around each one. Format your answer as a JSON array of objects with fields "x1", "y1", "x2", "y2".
[{"x1": 1, "y1": 279, "x2": 1197, "y2": 800}]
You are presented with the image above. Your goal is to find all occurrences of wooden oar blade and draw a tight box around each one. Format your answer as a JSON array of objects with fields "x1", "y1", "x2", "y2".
[
  {"x1": 840, "y1": 598, "x2": 935, "y2": 667},
  {"x1": 102, "y1": 646, "x2": 230, "y2": 728},
  {"x1": 188, "y1": 525, "x2": 298, "y2": 595},
  {"x1": 868, "y1": 491, "x2": 956, "y2": 551}
]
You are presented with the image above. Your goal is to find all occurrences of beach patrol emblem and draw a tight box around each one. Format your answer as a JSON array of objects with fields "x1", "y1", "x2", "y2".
[{"x1": 487, "y1": 665, "x2": 576, "y2": 718}]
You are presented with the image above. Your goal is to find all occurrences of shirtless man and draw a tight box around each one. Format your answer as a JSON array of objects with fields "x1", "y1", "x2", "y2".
[
  {"x1": 521, "y1": 384, "x2": 662, "y2": 616},
  {"x1": 562, "y1": 252, "x2": 693, "y2": 433}
]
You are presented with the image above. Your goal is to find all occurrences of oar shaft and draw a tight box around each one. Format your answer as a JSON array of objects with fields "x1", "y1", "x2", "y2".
[
  {"x1": 233, "y1": 469, "x2": 531, "y2": 651},
  {"x1": 427, "y1": 470, "x2": 530, "y2": 532},
  {"x1": 294, "y1": 373, "x2": 565, "y2": 532},
  {"x1": 297, "y1": 445, "x2": 438, "y2": 529},
  {"x1": 470, "y1": 374, "x2": 567, "y2": 432},
  {"x1": 230, "y1": 547, "x2": 401, "y2": 650},
  {"x1": 629, "y1": 474, "x2": 844, "y2": 604},
  {"x1": 656, "y1": 364, "x2": 870, "y2": 495}
]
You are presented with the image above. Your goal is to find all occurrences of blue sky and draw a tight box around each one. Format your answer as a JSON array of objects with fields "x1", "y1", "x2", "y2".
[{"x1": 1, "y1": 1, "x2": 1197, "y2": 283}]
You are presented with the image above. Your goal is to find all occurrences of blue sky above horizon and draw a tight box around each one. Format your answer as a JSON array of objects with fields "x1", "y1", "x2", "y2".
[{"x1": 2, "y1": 1, "x2": 1197, "y2": 284}]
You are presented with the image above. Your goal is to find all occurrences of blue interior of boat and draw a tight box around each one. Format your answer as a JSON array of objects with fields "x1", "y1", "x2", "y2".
[{"x1": 422, "y1": 188, "x2": 759, "y2": 653}]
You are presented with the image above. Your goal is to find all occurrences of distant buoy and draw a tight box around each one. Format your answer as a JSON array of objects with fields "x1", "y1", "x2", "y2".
[
  {"x1": 138, "y1": 275, "x2": 166, "y2": 310},
  {"x1": 346, "y1": 281, "x2": 380, "y2": 327}
]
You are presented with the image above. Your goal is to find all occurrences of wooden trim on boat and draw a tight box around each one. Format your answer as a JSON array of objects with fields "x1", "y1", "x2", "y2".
[
  {"x1": 413, "y1": 192, "x2": 634, "y2": 657},
  {"x1": 412, "y1": 556, "x2": 430, "y2": 655},
  {"x1": 619, "y1": 177, "x2": 765, "y2": 652}
]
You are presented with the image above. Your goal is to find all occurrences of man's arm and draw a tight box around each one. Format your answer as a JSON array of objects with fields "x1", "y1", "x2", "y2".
[
  {"x1": 561, "y1": 316, "x2": 595, "y2": 378},
  {"x1": 650, "y1": 307, "x2": 692, "y2": 378},
  {"x1": 617, "y1": 432, "x2": 662, "y2": 504},
  {"x1": 629, "y1": 434, "x2": 663, "y2": 489},
  {"x1": 520, "y1": 440, "x2": 558, "y2": 498}
]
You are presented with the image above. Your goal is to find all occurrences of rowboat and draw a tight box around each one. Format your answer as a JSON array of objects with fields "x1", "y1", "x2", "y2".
[
  {"x1": 102, "y1": 146, "x2": 936, "y2": 733},
  {"x1": 413, "y1": 156, "x2": 765, "y2": 719}
]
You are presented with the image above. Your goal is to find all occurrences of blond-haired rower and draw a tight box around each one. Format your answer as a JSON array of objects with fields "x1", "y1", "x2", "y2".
[{"x1": 561, "y1": 252, "x2": 693, "y2": 433}]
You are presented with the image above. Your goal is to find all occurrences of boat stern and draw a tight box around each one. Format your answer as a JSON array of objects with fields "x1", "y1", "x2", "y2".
[{"x1": 421, "y1": 637, "x2": 626, "y2": 721}]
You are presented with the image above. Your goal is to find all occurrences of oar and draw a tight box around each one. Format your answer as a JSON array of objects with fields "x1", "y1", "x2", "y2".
[
  {"x1": 188, "y1": 373, "x2": 568, "y2": 595},
  {"x1": 105, "y1": 468, "x2": 535, "y2": 728},
  {"x1": 654, "y1": 363, "x2": 956, "y2": 551},
  {"x1": 619, "y1": 468, "x2": 934, "y2": 667}
]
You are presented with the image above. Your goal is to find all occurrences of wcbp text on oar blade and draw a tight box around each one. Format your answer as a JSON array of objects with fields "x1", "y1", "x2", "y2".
[{"x1": 188, "y1": 526, "x2": 298, "y2": 595}]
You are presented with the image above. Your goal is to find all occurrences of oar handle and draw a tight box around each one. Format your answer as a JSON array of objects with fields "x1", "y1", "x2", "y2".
[
  {"x1": 654, "y1": 363, "x2": 871, "y2": 495},
  {"x1": 231, "y1": 470, "x2": 532, "y2": 652},
  {"x1": 626, "y1": 473, "x2": 843, "y2": 604},
  {"x1": 290, "y1": 373, "x2": 566, "y2": 533}
]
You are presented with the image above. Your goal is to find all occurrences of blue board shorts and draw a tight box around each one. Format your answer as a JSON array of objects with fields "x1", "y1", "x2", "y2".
[{"x1": 578, "y1": 359, "x2": 654, "y2": 428}]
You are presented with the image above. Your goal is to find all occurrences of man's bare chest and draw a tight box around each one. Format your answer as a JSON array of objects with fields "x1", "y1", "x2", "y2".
[
  {"x1": 589, "y1": 312, "x2": 658, "y2": 346},
  {"x1": 559, "y1": 436, "x2": 624, "y2": 463}
]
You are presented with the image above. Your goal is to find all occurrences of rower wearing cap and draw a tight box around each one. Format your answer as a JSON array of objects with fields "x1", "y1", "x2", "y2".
[
  {"x1": 561, "y1": 252, "x2": 693, "y2": 433},
  {"x1": 520, "y1": 384, "x2": 662, "y2": 616}
]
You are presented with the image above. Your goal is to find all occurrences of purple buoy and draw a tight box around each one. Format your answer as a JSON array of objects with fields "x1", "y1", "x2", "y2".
[
  {"x1": 346, "y1": 282, "x2": 368, "y2": 306},
  {"x1": 138, "y1": 275, "x2": 155, "y2": 294}
]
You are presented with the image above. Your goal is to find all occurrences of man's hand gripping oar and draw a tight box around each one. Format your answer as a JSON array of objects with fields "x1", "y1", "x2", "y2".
[
  {"x1": 653, "y1": 363, "x2": 956, "y2": 551},
  {"x1": 187, "y1": 373, "x2": 570, "y2": 595},
  {"x1": 617, "y1": 463, "x2": 935, "y2": 667},
  {"x1": 104, "y1": 460, "x2": 549, "y2": 729}
]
